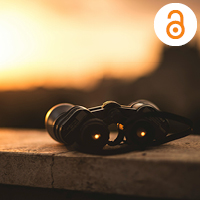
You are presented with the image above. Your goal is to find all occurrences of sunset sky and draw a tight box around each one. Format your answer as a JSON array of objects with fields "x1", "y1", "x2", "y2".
[{"x1": 0, "y1": 0, "x2": 199, "y2": 90}]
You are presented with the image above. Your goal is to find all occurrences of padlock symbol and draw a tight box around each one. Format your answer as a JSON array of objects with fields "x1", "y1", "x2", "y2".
[{"x1": 166, "y1": 10, "x2": 185, "y2": 39}]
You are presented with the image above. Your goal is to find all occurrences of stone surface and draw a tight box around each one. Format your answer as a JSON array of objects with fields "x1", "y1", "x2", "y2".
[{"x1": 0, "y1": 129, "x2": 200, "y2": 199}]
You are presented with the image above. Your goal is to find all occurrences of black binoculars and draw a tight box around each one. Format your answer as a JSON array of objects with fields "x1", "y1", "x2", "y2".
[{"x1": 45, "y1": 100, "x2": 193, "y2": 151}]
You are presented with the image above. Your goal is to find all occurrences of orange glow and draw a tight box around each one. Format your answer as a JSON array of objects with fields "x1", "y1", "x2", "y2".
[
  {"x1": 137, "y1": 128, "x2": 146, "y2": 138},
  {"x1": 92, "y1": 133, "x2": 101, "y2": 140},
  {"x1": 117, "y1": 123, "x2": 124, "y2": 130},
  {"x1": 0, "y1": 1, "x2": 197, "y2": 90},
  {"x1": 140, "y1": 132, "x2": 146, "y2": 137}
]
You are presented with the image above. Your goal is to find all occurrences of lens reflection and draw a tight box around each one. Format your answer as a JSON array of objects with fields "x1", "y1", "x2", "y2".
[
  {"x1": 136, "y1": 128, "x2": 147, "y2": 138},
  {"x1": 91, "y1": 133, "x2": 101, "y2": 140}
]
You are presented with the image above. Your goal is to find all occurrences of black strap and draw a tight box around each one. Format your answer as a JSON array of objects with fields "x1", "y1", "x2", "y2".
[
  {"x1": 141, "y1": 111, "x2": 192, "y2": 127},
  {"x1": 152, "y1": 128, "x2": 192, "y2": 146},
  {"x1": 140, "y1": 111, "x2": 193, "y2": 145}
]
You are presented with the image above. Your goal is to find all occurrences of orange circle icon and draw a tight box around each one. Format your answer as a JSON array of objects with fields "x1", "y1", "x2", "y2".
[{"x1": 154, "y1": 3, "x2": 197, "y2": 46}]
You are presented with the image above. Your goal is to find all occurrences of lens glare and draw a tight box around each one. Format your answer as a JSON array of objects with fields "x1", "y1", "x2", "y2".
[
  {"x1": 91, "y1": 133, "x2": 101, "y2": 140},
  {"x1": 136, "y1": 128, "x2": 147, "y2": 138}
]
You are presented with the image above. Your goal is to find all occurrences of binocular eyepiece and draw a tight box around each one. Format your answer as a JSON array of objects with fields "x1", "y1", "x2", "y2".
[{"x1": 45, "y1": 100, "x2": 193, "y2": 152}]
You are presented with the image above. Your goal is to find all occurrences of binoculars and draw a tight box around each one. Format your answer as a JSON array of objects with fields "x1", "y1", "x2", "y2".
[{"x1": 45, "y1": 100, "x2": 193, "y2": 151}]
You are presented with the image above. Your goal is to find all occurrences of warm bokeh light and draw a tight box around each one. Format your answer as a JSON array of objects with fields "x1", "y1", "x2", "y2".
[
  {"x1": 137, "y1": 128, "x2": 147, "y2": 138},
  {"x1": 117, "y1": 123, "x2": 124, "y2": 130},
  {"x1": 92, "y1": 133, "x2": 101, "y2": 140},
  {"x1": 0, "y1": 0, "x2": 199, "y2": 90},
  {"x1": 140, "y1": 132, "x2": 146, "y2": 137}
]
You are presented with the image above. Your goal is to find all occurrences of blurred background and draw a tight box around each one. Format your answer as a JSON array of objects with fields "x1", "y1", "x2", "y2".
[{"x1": 0, "y1": 0, "x2": 200, "y2": 132}]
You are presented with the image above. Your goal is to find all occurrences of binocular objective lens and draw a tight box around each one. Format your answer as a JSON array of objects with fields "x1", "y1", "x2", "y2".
[{"x1": 125, "y1": 120, "x2": 155, "y2": 147}]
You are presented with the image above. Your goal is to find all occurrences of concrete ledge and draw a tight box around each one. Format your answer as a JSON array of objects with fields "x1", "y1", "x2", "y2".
[{"x1": 0, "y1": 129, "x2": 200, "y2": 199}]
